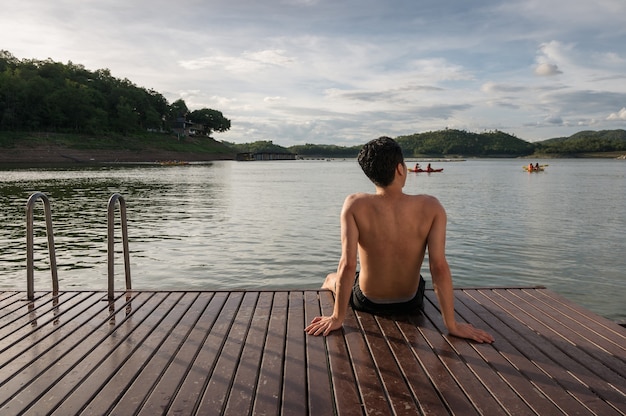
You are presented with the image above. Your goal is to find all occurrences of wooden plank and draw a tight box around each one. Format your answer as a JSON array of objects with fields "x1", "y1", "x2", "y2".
[
  {"x1": 357, "y1": 311, "x2": 420, "y2": 415},
  {"x1": 90, "y1": 292, "x2": 204, "y2": 414},
  {"x1": 51, "y1": 292, "x2": 182, "y2": 415},
  {"x1": 377, "y1": 315, "x2": 451, "y2": 416},
  {"x1": 452, "y1": 290, "x2": 566, "y2": 415},
  {"x1": 419, "y1": 293, "x2": 503, "y2": 415},
  {"x1": 0, "y1": 292, "x2": 24, "y2": 323},
  {"x1": 196, "y1": 291, "x2": 259, "y2": 415},
  {"x1": 0, "y1": 292, "x2": 115, "y2": 412},
  {"x1": 0, "y1": 288, "x2": 623, "y2": 416},
  {"x1": 0, "y1": 291, "x2": 81, "y2": 349},
  {"x1": 282, "y1": 291, "x2": 307, "y2": 415},
  {"x1": 252, "y1": 291, "x2": 288, "y2": 415},
  {"x1": 2, "y1": 291, "x2": 153, "y2": 414},
  {"x1": 137, "y1": 292, "x2": 228, "y2": 415},
  {"x1": 303, "y1": 290, "x2": 335, "y2": 416},
  {"x1": 526, "y1": 289, "x2": 626, "y2": 358},
  {"x1": 534, "y1": 289, "x2": 626, "y2": 342},
  {"x1": 469, "y1": 289, "x2": 623, "y2": 416},
  {"x1": 319, "y1": 290, "x2": 363, "y2": 416},
  {"x1": 497, "y1": 291, "x2": 626, "y2": 404},
  {"x1": 493, "y1": 289, "x2": 626, "y2": 414},
  {"x1": 221, "y1": 291, "x2": 272, "y2": 416},
  {"x1": 167, "y1": 291, "x2": 244, "y2": 414},
  {"x1": 342, "y1": 296, "x2": 392, "y2": 414},
  {"x1": 0, "y1": 291, "x2": 20, "y2": 306}
]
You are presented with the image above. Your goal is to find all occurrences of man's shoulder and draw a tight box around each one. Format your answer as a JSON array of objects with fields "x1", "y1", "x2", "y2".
[
  {"x1": 405, "y1": 193, "x2": 440, "y2": 204},
  {"x1": 342, "y1": 192, "x2": 377, "y2": 213},
  {"x1": 345, "y1": 192, "x2": 373, "y2": 202},
  {"x1": 404, "y1": 193, "x2": 445, "y2": 213}
]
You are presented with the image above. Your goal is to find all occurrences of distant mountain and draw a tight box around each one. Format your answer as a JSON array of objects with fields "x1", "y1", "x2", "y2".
[
  {"x1": 282, "y1": 129, "x2": 626, "y2": 158},
  {"x1": 534, "y1": 129, "x2": 626, "y2": 154},
  {"x1": 287, "y1": 143, "x2": 361, "y2": 158},
  {"x1": 395, "y1": 129, "x2": 535, "y2": 157}
]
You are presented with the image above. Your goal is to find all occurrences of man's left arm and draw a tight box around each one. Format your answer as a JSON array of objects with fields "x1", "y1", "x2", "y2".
[{"x1": 305, "y1": 196, "x2": 359, "y2": 336}]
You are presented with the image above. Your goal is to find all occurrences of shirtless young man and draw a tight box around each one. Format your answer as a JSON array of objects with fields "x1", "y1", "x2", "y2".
[{"x1": 305, "y1": 137, "x2": 494, "y2": 343}]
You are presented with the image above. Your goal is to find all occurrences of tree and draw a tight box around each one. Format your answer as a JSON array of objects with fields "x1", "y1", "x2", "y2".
[
  {"x1": 225, "y1": 140, "x2": 291, "y2": 154},
  {"x1": 114, "y1": 96, "x2": 139, "y2": 134},
  {"x1": 0, "y1": 52, "x2": 238, "y2": 138},
  {"x1": 188, "y1": 108, "x2": 231, "y2": 137},
  {"x1": 168, "y1": 99, "x2": 189, "y2": 120},
  {"x1": 0, "y1": 50, "x2": 20, "y2": 73}
]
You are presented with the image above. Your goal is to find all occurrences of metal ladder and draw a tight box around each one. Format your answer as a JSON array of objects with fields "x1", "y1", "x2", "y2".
[
  {"x1": 25, "y1": 192, "x2": 132, "y2": 301},
  {"x1": 107, "y1": 193, "x2": 132, "y2": 300},
  {"x1": 26, "y1": 193, "x2": 59, "y2": 301}
]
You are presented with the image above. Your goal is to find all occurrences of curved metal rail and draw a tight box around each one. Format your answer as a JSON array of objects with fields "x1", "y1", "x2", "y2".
[
  {"x1": 26, "y1": 192, "x2": 59, "y2": 301},
  {"x1": 107, "y1": 193, "x2": 132, "y2": 300}
]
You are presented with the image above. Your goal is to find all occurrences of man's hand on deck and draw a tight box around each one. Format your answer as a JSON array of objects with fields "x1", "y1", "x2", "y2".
[
  {"x1": 448, "y1": 322, "x2": 495, "y2": 343},
  {"x1": 305, "y1": 315, "x2": 343, "y2": 336}
]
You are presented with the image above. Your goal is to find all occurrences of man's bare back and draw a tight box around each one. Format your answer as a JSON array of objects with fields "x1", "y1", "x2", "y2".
[
  {"x1": 347, "y1": 191, "x2": 438, "y2": 301},
  {"x1": 306, "y1": 137, "x2": 494, "y2": 343}
]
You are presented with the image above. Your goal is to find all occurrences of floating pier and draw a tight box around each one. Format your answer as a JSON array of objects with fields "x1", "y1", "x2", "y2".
[
  {"x1": 1, "y1": 287, "x2": 624, "y2": 415},
  {"x1": 4, "y1": 192, "x2": 623, "y2": 414}
]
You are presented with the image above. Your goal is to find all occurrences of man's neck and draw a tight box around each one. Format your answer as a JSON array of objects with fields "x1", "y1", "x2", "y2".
[{"x1": 375, "y1": 184, "x2": 404, "y2": 197}]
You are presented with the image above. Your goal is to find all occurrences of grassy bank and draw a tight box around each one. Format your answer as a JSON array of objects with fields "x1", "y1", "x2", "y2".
[
  {"x1": 0, "y1": 131, "x2": 232, "y2": 152},
  {"x1": 0, "y1": 131, "x2": 235, "y2": 164}
]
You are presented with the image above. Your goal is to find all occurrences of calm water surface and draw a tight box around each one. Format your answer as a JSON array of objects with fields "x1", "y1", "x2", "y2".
[{"x1": 1, "y1": 159, "x2": 624, "y2": 322}]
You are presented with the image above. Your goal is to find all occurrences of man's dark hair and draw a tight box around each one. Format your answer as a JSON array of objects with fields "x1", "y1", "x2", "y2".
[{"x1": 357, "y1": 136, "x2": 405, "y2": 187}]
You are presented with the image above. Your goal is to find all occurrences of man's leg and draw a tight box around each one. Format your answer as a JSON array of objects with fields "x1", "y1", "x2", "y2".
[{"x1": 321, "y1": 272, "x2": 338, "y2": 294}]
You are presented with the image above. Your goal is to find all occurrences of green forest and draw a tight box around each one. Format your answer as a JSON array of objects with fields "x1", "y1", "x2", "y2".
[
  {"x1": 229, "y1": 129, "x2": 626, "y2": 158},
  {"x1": 2, "y1": 51, "x2": 625, "y2": 160},
  {"x1": 0, "y1": 50, "x2": 230, "y2": 137}
]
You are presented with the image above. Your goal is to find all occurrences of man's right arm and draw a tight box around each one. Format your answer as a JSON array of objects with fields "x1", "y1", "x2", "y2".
[{"x1": 427, "y1": 201, "x2": 458, "y2": 332}]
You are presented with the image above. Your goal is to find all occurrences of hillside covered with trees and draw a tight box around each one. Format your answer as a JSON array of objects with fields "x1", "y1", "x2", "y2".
[
  {"x1": 396, "y1": 129, "x2": 535, "y2": 157},
  {"x1": 227, "y1": 130, "x2": 626, "y2": 159},
  {"x1": 0, "y1": 50, "x2": 230, "y2": 138},
  {"x1": 533, "y1": 130, "x2": 626, "y2": 155}
]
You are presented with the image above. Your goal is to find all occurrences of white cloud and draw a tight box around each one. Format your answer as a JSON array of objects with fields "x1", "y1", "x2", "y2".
[
  {"x1": 600, "y1": 52, "x2": 625, "y2": 65},
  {"x1": 178, "y1": 49, "x2": 295, "y2": 73},
  {"x1": 481, "y1": 82, "x2": 528, "y2": 93},
  {"x1": 534, "y1": 63, "x2": 562, "y2": 76},
  {"x1": 264, "y1": 96, "x2": 286, "y2": 103},
  {"x1": 533, "y1": 41, "x2": 569, "y2": 76},
  {"x1": 544, "y1": 115, "x2": 564, "y2": 125},
  {"x1": 607, "y1": 108, "x2": 626, "y2": 121},
  {"x1": 1, "y1": 0, "x2": 626, "y2": 144}
]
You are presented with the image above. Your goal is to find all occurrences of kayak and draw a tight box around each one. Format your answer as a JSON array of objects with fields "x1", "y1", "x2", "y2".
[
  {"x1": 409, "y1": 168, "x2": 444, "y2": 173},
  {"x1": 523, "y1": 164, "x2": 547, "y2": 172}
]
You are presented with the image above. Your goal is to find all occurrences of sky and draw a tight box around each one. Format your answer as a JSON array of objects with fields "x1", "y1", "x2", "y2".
[{"x1": 2, "y1": 0, "x2": 625, "y2": 146}]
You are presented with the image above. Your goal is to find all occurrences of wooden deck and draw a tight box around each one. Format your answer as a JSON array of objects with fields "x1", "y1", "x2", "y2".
[{"x1": 0, "y1": 288, "x2": 624, "y2": 415}]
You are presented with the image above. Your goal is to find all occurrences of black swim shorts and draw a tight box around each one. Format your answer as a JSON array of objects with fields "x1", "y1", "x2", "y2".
[{"x1": 350, "y1": 272, "x2": 425, "y2": 315}]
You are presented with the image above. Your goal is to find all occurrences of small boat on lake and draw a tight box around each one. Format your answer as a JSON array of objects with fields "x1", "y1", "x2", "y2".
[{"x1": 523, "y1": 164, "x2": 547, "y2": 172}]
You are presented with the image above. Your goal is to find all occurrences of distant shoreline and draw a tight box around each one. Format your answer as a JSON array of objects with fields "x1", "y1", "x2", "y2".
[
  {"x1": 1, "y1": 144, "x2": 624, "y2": 166},
  {"x1": 0, "y1": 144, "x2": 235, "y2": 165}
]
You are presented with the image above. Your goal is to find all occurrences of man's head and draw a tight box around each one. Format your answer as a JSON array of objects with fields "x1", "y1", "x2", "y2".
[{"x1": 357, "y1": 136, "x2": 405, "y2": 187}]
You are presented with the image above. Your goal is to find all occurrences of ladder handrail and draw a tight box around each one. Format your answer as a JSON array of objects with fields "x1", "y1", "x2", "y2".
[
  {"x1": 107, "y1": 193, "x2": 132, "y2": 300},
  {"x1": 26, "y1": 192, "x2": 59, "y2": 301}
]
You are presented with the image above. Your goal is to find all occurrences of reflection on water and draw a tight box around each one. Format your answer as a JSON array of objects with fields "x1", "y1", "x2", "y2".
[{"x1": 1, "y1": 159, "x2": 625, "y2": 322}]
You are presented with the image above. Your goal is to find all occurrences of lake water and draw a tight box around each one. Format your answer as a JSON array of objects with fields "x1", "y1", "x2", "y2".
[{"x1": 1, "y1": 159, "x2": 624, "y2": 322}]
